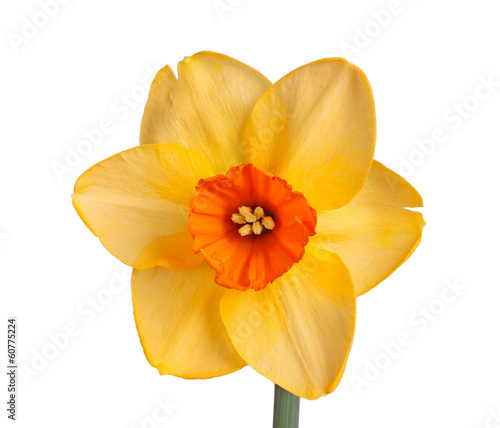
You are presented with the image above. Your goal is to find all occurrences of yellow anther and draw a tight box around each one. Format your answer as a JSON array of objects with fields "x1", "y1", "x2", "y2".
[
  {"x1": 238, "y1": 206, "x2": 253, "y2": 216},
  {"x1": 262, "y1": 216, "x2": 275, "y2": 230},
  {"x1": 231, "y1": 213, "x2": 247, "y2": 224},
  {"x1": 244, "y1": 213, "x2": 257, "y2": 223},
  {"x1": 252, "y1": 221, "x2": 263, "y2": 235},
  {"x1": 238, "y1": 224, "x2": 252, "y2": 237},
  {"x1": 233, "y1": 206, "x2": 275, "y2": 236},
  {"x1": 253, "y1": 206, "x2": 265, "y2": 220}
]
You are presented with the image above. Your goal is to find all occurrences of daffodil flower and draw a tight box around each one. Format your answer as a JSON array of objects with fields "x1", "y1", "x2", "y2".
[{"x1": 73, "y1": 52, "x2": 424, "y2": 403}]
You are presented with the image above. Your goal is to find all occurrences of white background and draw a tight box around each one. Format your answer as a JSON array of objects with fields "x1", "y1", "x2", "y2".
[{"x1": 2, "y1": 0, "x2": 500, "y2": 427}]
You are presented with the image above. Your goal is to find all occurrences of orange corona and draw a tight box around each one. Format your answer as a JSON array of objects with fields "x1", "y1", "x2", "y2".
[{"x1": 188, "y1": 164, "x2": 317, "y2": 291}]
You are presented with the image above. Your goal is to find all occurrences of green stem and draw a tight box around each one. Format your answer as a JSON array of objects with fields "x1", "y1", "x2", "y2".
[{"x1": 273, "y1": 384, "x2": 300, "y2": 428}]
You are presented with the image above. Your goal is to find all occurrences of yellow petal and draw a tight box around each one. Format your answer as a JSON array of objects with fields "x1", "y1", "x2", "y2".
[
  {"x1": 243, "y1": 58, "x2": 376, "y2": 210},
  {"x1": 73, "y1": 144, "x2": 215, "y2": 270},
  {"x1": 220, "y1": 247, "x2": 356, "y2": 400},
  {"x1": 132, "y1": 264, "x2": 246, "y2": 378},
  {"x1": 140, "y1": 51, "x2": 271, "y2": 173},
  {"x1": 310, "y1": 161, "x2": 424, "y2": 297}
]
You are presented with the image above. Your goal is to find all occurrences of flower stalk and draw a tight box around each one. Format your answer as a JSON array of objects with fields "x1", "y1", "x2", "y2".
[{"x1": 273, "y1": 384, "x2": 300, "y2": 428}]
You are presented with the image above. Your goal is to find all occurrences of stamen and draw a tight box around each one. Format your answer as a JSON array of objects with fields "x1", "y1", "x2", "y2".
[
  {"x1": 262, "y1": 216, "x2": 275, "y2": 230},
  {"x1": 254, "y1": 206, "x2": 264, "y2": 220},
  {"x1": 238, "y1": 224, "x2": 252, "y2": 237},
  {"x1": 238, "y1": 206, "x2": 253, "y2": 216},
  {"x1": 245, "y1": 213, "x2": 257, "y2": 223},
  {"x1": 237, "y1": 206, "x2": 256, "y2": 223},
  {"x1": 231, "y1": 213, "x2": 247, "y2": 224},
  {"x1": 232, "y1": 205, "x2": 275, "y2": 236},
  {"x1": 252, "y1": 221, "x2": 263, "y2": 235}
]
